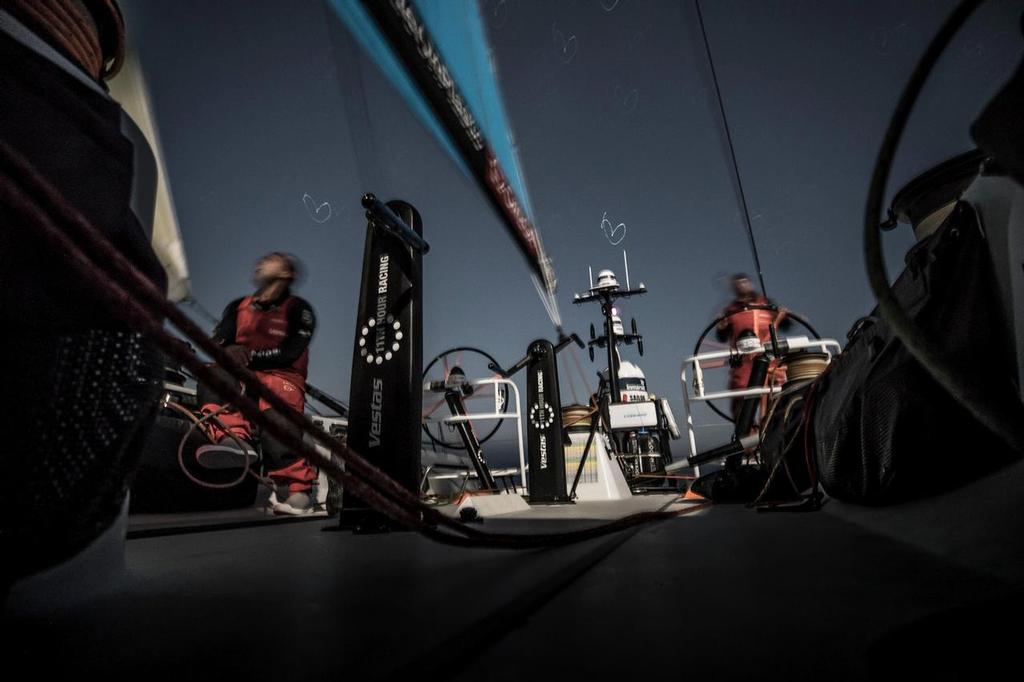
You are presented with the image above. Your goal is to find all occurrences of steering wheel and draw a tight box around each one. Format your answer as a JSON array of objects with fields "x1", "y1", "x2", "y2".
[
  {"x1": 421, "y1": 346, "x2": 510, "y2": 450},
  {"x1": 692, "y1": 304, "x2": 821, "y2": 424}
]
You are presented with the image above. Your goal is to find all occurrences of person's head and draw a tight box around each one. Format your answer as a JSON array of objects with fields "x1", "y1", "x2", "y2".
[
  {"x1": 731, "y1": 273, "x2": 755, "y2": 299},
  {"x1": 253, "y1": 252, "x2": 300, "y2": 290}
]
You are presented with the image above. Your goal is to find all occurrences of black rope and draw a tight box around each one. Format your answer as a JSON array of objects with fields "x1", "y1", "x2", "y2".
[
  {"x1": 694, "y1": 0, "x2": 770, "y2": 301},
  {"x1": 569, "y1": 412, "x2": 601, "y2": 500}
]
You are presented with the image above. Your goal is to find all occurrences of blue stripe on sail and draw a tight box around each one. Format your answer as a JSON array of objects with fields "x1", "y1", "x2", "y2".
[
  {"x1": 413, "y1": 0, "x2": 535, "y2": 219},
  {"x1": 327, "y1": 0, "x2": 469, "y2": 177}
]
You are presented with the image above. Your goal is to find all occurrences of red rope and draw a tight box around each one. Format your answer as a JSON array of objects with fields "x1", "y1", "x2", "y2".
[
  {"x1": 7, "y1": 0, "x2": 103, "y2": 79},
  {"x1": 1, "y1": 141, "x2": 711, "y2": 547}
]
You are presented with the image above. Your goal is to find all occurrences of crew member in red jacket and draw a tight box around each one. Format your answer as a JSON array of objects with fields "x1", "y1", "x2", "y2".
[
  {"x1": 715, "y1": 274, "x2": 790, "y2": 420},
  {"x1": 202, "y1": 252, "x2": 317, "y2": 515}
]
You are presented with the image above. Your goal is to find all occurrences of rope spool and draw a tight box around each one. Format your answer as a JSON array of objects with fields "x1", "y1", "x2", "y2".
[
  {"x1": 783, "y1": 352, "x2": 830, "y2": 385},
  {"x1": 6, "y1": 0, "x2": 125, "y2": 80},
  {"x1": 562, "y1": 404, "x2": 597, "y2": 431}
]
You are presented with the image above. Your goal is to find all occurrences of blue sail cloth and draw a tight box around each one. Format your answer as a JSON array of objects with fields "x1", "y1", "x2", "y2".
[{"x1": 327, "y1": 0, "x2": 534, "y2": 220}]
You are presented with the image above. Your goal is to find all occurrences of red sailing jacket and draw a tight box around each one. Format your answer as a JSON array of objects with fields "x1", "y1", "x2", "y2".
[
  {"x1": 719, "y1": 297, "x2": 780, "y2": 347},
  {"x1": 204, "y1": 293, "x2": 315, "y2": 445},
  {"x1": 717, "y1": 296, "x2": 789, "y2": 389},
  {"x1": 233, "y1": 294, "x2": 311, "y2": 383}
]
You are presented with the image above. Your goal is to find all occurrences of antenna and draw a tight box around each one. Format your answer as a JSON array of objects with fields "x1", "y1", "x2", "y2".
[
  {"x1": 588, "y1": 265, "x2": 594, "y2": 289},
  {"x1": 623, "y1": 250, "x2": 631, "y2": 290}
]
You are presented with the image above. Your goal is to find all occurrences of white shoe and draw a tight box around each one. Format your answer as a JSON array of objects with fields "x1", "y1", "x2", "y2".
[
  {"x1": 195, "y1": 438, "x2": 259, "y2": 470},
  {"x1": 268, "y1": 489, "x2": 314, "y2": 516}
]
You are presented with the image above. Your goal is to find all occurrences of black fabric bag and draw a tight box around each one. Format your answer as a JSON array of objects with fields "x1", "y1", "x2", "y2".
[
  {"x1": 811, "y1": 203, "x2": 1020, "y2": 504},
  {"x1": 0, "y1": 29, "x2": 166, "y2": 583}
]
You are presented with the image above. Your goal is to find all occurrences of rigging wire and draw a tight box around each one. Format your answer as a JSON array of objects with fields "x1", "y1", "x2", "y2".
[
  {"x1": 569, "y1": 344, "x2": 594, "y2": 398},
  {"x1": 560, "y1": 353, "x2": 581, "y2": 405},
  {"x1": 531, "y1": 272, "x2": 562, "y2": 329},
  {"x1": 693, "y1": 0, "x2": 771, "y2": 302}
]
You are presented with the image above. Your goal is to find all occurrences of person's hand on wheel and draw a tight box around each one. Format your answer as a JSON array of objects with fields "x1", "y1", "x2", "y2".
[{"x1": 224, "y1": 344, "x2": 252, "y2": 368}]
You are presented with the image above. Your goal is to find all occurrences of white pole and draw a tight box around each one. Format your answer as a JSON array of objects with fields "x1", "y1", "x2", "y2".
[
  {"x1": 588, "y1": 265, "x2": 594, "y2": 289},
  {"x1": 623, "y1": 250, "x2": 631, "y2": 290}
]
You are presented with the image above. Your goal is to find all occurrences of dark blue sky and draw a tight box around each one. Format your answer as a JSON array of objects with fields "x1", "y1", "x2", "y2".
[{"x1": 123, "y1": 0, "x2": 1022, "y2": 446}]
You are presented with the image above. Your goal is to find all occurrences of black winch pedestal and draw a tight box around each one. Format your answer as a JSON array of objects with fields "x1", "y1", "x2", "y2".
[
  {"x1": 341, "y1": 195, "x2": 427, "y2": 532},
  {"x1": 443, "y1": 387, "x2": 497, "y2": 491},
  {"x1": 493, "y1": 335, "x2": 582, "y2": 504}
]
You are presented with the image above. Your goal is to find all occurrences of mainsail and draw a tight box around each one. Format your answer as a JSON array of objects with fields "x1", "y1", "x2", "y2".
[
  {"x1": 107, "y1": 43, "x2": 190, "y2": 302},
  {"x1": 329, "y1": 0, "x2": 560, "y2": 326}
]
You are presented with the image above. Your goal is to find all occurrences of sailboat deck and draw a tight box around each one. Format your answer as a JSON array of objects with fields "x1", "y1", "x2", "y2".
[{"x1": 5, "y1": 459, "x2": 1023, "y2": 680}]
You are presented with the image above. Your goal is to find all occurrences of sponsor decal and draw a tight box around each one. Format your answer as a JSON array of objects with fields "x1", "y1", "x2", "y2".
[
  {"x1": 485, "y1": 153, "x2": 539, "y2": 258},
  {"x1": 530, "y1": 369, "x2": 555, "y2": 429},
  {"x1": 390, "y1": 0, "x2": 484, "y2": 152},
  {"x1": 359, "y1": 254, "x2": 403, "y2": 365},
  {"x1": 530, "y1": 402, "x2": 555, "y2": 430},
  {"x1": 530, "y1": 367, "x2": 554, "y2": 470},
  {"x1": 369, "y1": 377, "x2": 384, "y2": 448}
]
